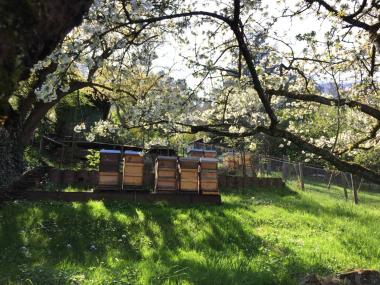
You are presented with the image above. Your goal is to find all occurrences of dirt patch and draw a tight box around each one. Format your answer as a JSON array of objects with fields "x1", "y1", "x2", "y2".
[{"x1": 301, "y1": 269, "x2": 380, "y2": 285}]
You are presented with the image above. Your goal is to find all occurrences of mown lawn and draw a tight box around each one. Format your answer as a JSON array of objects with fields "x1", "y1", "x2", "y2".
[{"x1": 1, "y1": 183, "x2": 380, "y2": 285}]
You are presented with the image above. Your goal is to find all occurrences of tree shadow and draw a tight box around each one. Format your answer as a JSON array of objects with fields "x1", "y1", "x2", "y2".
[{"x1": 0, "y1": 196, "x2": 346, "y2": 284}]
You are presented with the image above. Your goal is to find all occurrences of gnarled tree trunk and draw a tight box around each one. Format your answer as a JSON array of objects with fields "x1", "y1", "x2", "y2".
[{"x1": 0, "y1": 126, "x2": 24, "y2": 187}]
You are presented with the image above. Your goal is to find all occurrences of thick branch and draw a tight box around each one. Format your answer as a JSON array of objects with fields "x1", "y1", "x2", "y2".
[
  {"x1": 190, "y1": 123, "x2": 380, "y2": 184},
  {"x1": 267, "y1": 89, "x2": 380, "y2": 121},
  {"x1": 21, "y1": 81, "x2": 92, "y2": 145}
]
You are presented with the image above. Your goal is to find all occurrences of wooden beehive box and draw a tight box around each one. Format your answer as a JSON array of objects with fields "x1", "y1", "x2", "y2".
[
  {"x1": 98, "y1": 150, "x2": 121, "y2": 189},
  {"x1": 204, "y1": 150, "x2": 217, "y2": 158},
  {"x1": 239, "y1": 153, "x2": 255, "y2": 177},
  {"x1": 155, "y1": 156, "x2": 178, "y2": 192},
  {"x1": 223, "y1": 152, "x2": 239, "y2": 170},
  {"x1": 187, "y1": 149, "x2": 204, "y2": 157},
  {"x1": 123, "y1": 150, "x2": 144, "y2": 189},
  {"x1": 200, "y1": 157, "x2": 219, "y2": 195},
  {"x1": 178, "y1": 157, "x2": 199, "y2": 192}
]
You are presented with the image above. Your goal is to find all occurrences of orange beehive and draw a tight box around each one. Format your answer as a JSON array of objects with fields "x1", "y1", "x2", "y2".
[
  {"x1": 155, "y1": 156, "x2": 178, "y2": 192},
  {"x1": 187, "y1": 149, "x2": 204, "y2": 157},
  {"x1": 178, "y1": 157, "x2": 199, "y2": 192},
  {"x1": 204, "y1": 150, "x2": 217, "y2": 158},
  {"x1": 199, "y1": 158, "x2": 219, "y2": 195},
  {"x1": 98, "y1": 150, "x2": 122, "y2": 190},
  {"x1": 223, "y1": 152, "x2": 239, "y2": 170},
  {"x1": 239, "y1": 153, "x2": 254, "y2": 177},
  {"x1": 123, "y1": 150, "x2": 144, "y2": 189},
  {"x1": 188, "y1": 149, "x2": 217, "y2": 158}
]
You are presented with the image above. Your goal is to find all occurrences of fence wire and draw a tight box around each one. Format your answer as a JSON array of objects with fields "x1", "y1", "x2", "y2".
[{"x1": 215, "y1": 151, "x2": 379, "y2": 205}]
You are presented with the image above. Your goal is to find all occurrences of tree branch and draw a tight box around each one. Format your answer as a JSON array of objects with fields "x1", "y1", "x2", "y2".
[{"x1": 266, "y1": 89, "x2": 380, "y2": 121}]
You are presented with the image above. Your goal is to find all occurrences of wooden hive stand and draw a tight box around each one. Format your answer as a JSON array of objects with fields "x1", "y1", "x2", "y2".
[
  {"x1": 200, "y1": 157, "x2": 219, "y2": 195},
  {"x1": 155, "y1": 156, "x2": 178, "y2": 193},
  {"x1": 97, "y1": 150, "x2": 122, "y2": 191},
  {"x1": 178, "y1": 157, "x2": 200, "y2": 193},
  {"x1": 123, "y1": 150, "x2": 144, "y2": 190}
]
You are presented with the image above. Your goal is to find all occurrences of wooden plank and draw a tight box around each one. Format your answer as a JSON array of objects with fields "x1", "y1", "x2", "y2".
[
  {"x1": 201, "y1": 171, "x2": 217, "y2": 180},
  {"x1": 124, "y1": 156, "x2": 144, "y2": 163},
  {"x1": 201, "y1": 191, "x2": 220, "y2": 196},
  {"x1": 124, "y1": 162, "x2": 144, "y2": 167},
  {"x1": 157, "y1": 161, "x2": 176, "y2": 168},
  {"x1": 201, "y1": 163, "x2": 217, "y2": 170},
  {"x1": 204, "y1": 151, "x2": 217, "y2": 158},
  {"x1": 157, "y1": 180, "x2": 176, "y2": 188},
  {"x1": 99, "y1": 176, "x2": 119, "y2": 185},
  {"x1": 124, "y1": 176, "x2": 143, "y2": 186},
  {"x1": 200, "y1": 181, "x2": 218, "y2": 191},
  {"x1": 16, "y1": 191, "x2": 222, "y2": 205},
  {"x1": 124, "y1": 166, "x2": 144, "y2": 176},
  {"x1": 180, "y1": 170, "x2": 198, "y2": 180},
  {"x1": 180, "y1": 181, "x2": 198, "y2": 191},
  {"x1": 158, "y1": 169, "x2": 176, "y2": 178}
]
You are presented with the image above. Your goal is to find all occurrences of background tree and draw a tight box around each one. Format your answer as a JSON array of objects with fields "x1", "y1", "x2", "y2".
[{"x1": 114, "y1": 0, "x2": 380, "y2": 183}]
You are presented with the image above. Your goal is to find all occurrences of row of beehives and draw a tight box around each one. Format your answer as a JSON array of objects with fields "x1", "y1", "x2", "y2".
[
  {"x1": 155, "y1": 156, "x2": 218, "y2": 195},
  {"x1": 97, "y1": 150, "x2": 144, "y2": 190},
  {"x1": 97, "y1": 149, "x2": 219, "y2": 195},
  {"x1": 222, "y1": 152, "x2": 255, "y2": 176}
]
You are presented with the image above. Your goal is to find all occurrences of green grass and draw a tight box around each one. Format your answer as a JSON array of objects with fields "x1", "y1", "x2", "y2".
[{"x1": 1, "y1": 183, "x2": 380, "y2": 284}]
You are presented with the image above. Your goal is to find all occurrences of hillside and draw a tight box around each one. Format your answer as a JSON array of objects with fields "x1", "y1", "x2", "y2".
[{"x1": 1, "y1": 183, "x2": 380, "y2": 284}]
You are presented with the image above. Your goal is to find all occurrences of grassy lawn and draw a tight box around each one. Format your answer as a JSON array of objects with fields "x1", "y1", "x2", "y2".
[{"x1": 1, "y1": 183, "x2": 380, "y2": 284}]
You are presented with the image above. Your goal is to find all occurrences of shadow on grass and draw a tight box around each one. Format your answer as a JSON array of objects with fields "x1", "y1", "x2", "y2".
[
  {"x1": 0, "y1": 194, "x2": 334, "y2": 285},
  {"x1": 221, "y1": 183, "x2": 298, "y2": 197}
]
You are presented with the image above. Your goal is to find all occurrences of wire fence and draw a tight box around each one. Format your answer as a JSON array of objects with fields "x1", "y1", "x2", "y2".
[
  {"x1": 216, "y1": 152, "x2": 380, "y2": 205},
  {"x1": 36, "y1": 135, "x2": 380, "y2": 205}
]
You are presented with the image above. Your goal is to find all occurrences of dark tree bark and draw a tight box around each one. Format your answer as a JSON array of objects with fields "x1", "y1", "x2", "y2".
[
  {"x1": 0, "y1": 0, "x2": 93, "y2": 117},
  {"x1": 0, "y1": 80, "x2": 91, "y2": 186},
  {"x1": 0, "y1": 0, "x2": 93, "y2": 186},
  {"x1": 0, "y1": 122, "x2": 24, "y2": 186}
]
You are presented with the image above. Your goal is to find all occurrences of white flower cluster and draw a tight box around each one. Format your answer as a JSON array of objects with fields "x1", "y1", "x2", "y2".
[
  {"x1": 85, "y1": 120, "x2": 119, "y2": 142},
  {"x1": 74, "y1": 123, "x2": 86, "y2": 133}
]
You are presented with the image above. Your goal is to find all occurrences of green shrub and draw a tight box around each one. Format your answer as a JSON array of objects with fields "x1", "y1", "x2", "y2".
[{"x1": 86, "y1": 149, "x2": 100, "y2": 170}]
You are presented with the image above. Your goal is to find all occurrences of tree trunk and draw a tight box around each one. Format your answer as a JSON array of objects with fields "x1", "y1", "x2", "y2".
[
  {"x1": 351, "y1": 174, "x2": 359, "y2": 205},
  {"x1": 0, "y1": 0, "x2": 93, "y2": 106},
  {"x1": 0, "y1": 126, "x2": 24, "y2": 187}
]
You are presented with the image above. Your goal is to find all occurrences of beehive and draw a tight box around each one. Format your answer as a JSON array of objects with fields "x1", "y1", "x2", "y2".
[
  {"x1": 239, "y1": 153, "x2": 254, "y2": 177},
  {"x1": 187, "y1": 149, "x2": 204, "y2": 157},
  {"x1": 204, "y1": 150, "x2": 217, "y2": 158},
  {"x1": 98, "y1": 150, "x2": 121, "y2": 189},
  {"x1": 188, "y1": 149, "x2": 217, "y2": 158},
  {"x1": 155, "y1": 156, "x2": 178, "y2": 192},
  {"x1": 200, "y1": 158, "x2": 219, "y2": 195},
  {"x1": 123, "y1": 150, "x2": 144, "y2": 189},
  {"x1": 223, "y1": 152, "x2": 239, "y2": 170},
  {"x1": 178, "y1": 157, "x2": 199, "y2": 192}
]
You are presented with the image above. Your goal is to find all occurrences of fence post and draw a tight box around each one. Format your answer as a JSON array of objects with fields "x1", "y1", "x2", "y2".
[
  {"x1": 350, "y1": 173, "x2": 359, "y2": 205},
  {"x1": 327, "y1": 172, "x2": 334, "y2": 190},
  {"x1": 299, "y1": 162, "x2": 305, "y2": 191},
  {"x1": 281, "y1": 155, "x2": 289, "y2": 182},
  {"x1": 341, "y1": 173, "x2": 348, "y2": 201}
]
